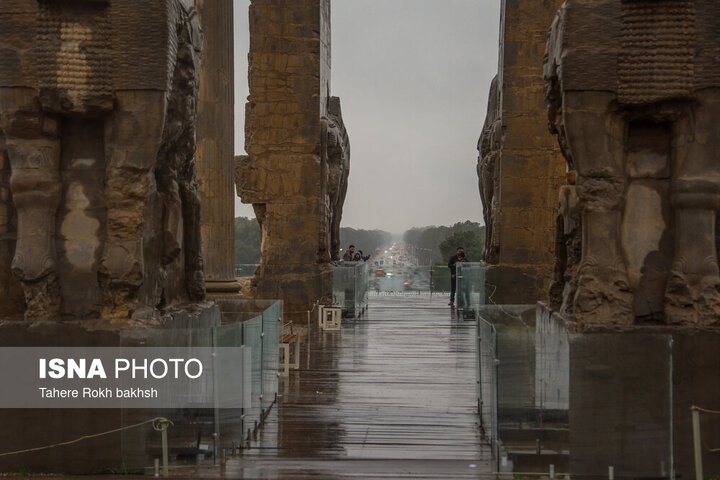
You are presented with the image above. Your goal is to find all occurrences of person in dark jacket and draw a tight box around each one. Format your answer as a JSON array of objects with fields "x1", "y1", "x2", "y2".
[{"x1": 448, "y1": 246, "x2": 467, "y2": 307}]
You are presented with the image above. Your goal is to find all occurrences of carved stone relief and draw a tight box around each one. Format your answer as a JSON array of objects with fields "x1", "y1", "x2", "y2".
[
  {"x1": 544, "y1": 0, "x2": 720, "y2": 326},
  {"x1": 0, "y1": 0, "x2": 205, "y2": 322}
]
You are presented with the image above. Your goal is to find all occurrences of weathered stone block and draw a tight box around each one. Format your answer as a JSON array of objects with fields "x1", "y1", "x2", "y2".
[
  {"x1": 537, "y1": 303, "x2": 720, "y2": 479},
  {"x1": 569, "y1": 332, "x2": 672, "y2": 476},
  {"x1": 545, "y1": 0, "x2": 720, "y2": 326},
  {"x1": 0, "y1": 0, "x2": 205, "y2": 322},
  {"x1": 484, "y1": 265, "x2": 548, "y2": 304}
]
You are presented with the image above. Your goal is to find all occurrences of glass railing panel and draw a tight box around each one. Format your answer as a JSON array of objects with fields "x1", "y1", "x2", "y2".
[
  {"x1": 118, "y1": 320, "x2": 218, "y2": 469},
  {"x1": 215, "y1": 321, "x2": 247, "y2": 452},
  {"x1": 477, "y1": 304, "x2": 675, "y2": 478},
  {"x1": 16, "y1": 298, "x2": 278, "y2": 471},
  {"x1": 261, "y1": 301, "x2": 282, "y2": 412},
  {"x1": 476, "y1": 312, "x2": 498, "y2": 461},
  {"x1": 403, "y1": 265, "x2": 432, "y2": 293},
  {"x1": 234, "y1": 264, "x2": 258, "y2": 277},
  {"x1": 456, "y1": 262, "x2": 486, "y2": 315},
  {"x1": 431, "y1": 264, "x2": 451, "y2": 292},
  {"x1": 566, "y1": 331, "x2": 672, "y2": 478},
  {"x1": 355, "y1": 262, "x2": 368, "y2": 313},
  {"x1": 476, "y1": 304, "x2": 536, "y2": 472},
  {"x1": 534, "y1": 306, "x2": 569, "y2": 412},
  {"x1": 332, "y1": 264, "x2": 349, "y2": 308},
  {"x1": 333, "y1": 262, "x2": 368, "y2": 317},
  {"x1": 242, "y1": 316, "x2": 264, "y2": 433},
  {"x1": 367, "y1": 264, "x2": 437, "y2": 294}
]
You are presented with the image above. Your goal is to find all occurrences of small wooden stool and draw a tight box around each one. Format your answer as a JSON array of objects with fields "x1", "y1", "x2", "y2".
[
  {"x1": 279, "y1": 331, "x2": 299, "y2": 377},
  {"x1": 318, "y1": 305, "x2": 342, "y2": 331}
]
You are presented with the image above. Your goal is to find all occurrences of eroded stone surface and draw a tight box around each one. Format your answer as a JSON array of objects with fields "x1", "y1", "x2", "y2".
[
  {"x1": 478, "y1": 75, "x2": 500, "y2": 265},
  {"x1": 0, "y1": 0, "x2": 205, "y2": 323},
  {"x1": 544, "y1": 0, "x2": 720, "y2": 326},
  {"x1": 477, "y1": 0, "x2": 566, "y2": 304},
  {"x1": 237, "y1": 0, "x2": 350, "y2": 318}
]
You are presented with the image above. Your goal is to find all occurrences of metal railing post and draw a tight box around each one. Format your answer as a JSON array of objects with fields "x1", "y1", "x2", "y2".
[
  {"x1": 153, "y1": 418, "x2": 173, "y2": 477},
  {"x1": 430, "y1": 267, "x2": 434, "y2": 298},
  {"x1": 307, "y1": 308, "x2": 311, "y2": 369},
  {"x1": 692, "y1": 406, "x2": 703, "y2": 480}
]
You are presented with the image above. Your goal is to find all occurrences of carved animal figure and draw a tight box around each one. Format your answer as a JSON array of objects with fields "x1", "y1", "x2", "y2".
[
  {"x1": 323, "y1": 97, "x2": 350, "y2": 262},
  {"x1": 0, "y1": 0, "x2": 204, "y2": 321},
  {"x1": 544, "y1": 0, "x2": 720, "y2": 326},
  {"x1": 478, "y1": 75, "x2": 501, "y2": 264}
]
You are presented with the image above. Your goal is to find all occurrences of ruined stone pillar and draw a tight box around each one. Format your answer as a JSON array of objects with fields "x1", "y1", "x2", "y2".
[
  {"x1": 195, "y1": 0, "x2": 240, "y2": 293},
  {"x1": 237, "y1": 0, "x2": 350, "y2": 320},
  {"x1": 478, "y1": 0, "x2": 566, "y2": 304}
]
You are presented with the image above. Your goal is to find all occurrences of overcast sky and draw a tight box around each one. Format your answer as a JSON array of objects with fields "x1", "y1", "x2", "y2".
[{"x1": 233, "y1": 0, "x2": 500, "y2": 234}]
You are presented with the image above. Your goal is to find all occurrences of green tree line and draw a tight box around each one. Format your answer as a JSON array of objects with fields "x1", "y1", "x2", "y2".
[
  {"x1": 234, "y1": 216, "x2": 392, "y2": 264},
  {"x1": 234, "y1": 216, "x2": 261, "y2": 264},
  {"x1": 403, "y1": 221, "x2": 485, "y2": 264},
  {"x1": 338, "y1": 228, "x2": 392, "y2": 259}
]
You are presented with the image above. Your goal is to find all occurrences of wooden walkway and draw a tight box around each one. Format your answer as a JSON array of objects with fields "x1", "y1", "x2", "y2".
[{"x1": 224, "y1": 295, "x2": 493, "y2": 479}]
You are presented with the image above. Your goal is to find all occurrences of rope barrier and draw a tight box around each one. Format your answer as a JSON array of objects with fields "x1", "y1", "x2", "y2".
[
  {"x1": 219, "y1": 308, "x2": 307, "y2": 315},
  {"x1": 692, "y1": 406, "x2": 720, "y2": 454},
  {"x1": 0, "y1": 417, "x2": 172, "y2": 458},
  {"x1": 692, "y1": 405, "x2": 720, "y2": 415}
]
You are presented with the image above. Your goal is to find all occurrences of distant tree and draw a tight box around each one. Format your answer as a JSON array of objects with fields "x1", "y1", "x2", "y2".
[
  {"x1": 402, "y1": 227, "x2": 425, "y2": 247},
  {"x1": 234, "y1": 219, "x2": 391, "y2": 264},
  {"x1": 234, "y1": 217, "x2": 261, "y2": 264},
  {"x1": 439, "y1": 229, "x2": 484, "y2": 262},
  {"x1": 339, "y1": 227, "x2": 392, "y2": 259},
  {"x1": 403, "y1": 221, "x2": 485, "y2": 264},
  {"x1": 403, "y1": 225, "x2": 451, "y2": 263}
]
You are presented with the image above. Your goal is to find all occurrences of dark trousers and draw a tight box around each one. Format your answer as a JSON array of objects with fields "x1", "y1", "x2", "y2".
[{"x1": 450, "y1": 275, "x2": 456, "y2": 302}]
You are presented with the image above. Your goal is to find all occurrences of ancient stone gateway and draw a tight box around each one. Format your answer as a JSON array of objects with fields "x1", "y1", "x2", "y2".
[
  {"x1": 478, "y1": 0, "x2": 566, "y2": 304},
  {"x1": 236, "y1": 0, "x2": 350, "y2": 319},
  {"x1": 0, "y1": 0, "x2": 205, "y2": 322}
]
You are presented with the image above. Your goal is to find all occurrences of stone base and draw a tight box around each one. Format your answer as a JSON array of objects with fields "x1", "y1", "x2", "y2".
[
  {"x1": 254, "y1": 263, "x2": 334, "y2": 323},
  {"x1": 205, "y1": 279, "x2": 242, "y2": 294},
  {"x1": 484, "y1": 265, "x2": 550, "y2": 304},
  {"x1": 535, "y1": 303, "x2": 720, "y2": 478}
]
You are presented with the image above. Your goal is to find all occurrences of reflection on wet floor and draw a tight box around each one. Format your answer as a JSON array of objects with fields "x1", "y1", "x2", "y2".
[{"x1": 225, "y1": 295, "x2": 491, "y2": 479}]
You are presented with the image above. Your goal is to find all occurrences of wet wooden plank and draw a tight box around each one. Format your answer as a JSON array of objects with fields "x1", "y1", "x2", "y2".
[
  {"x1": 225, "y1": 458, "x2": 490, "y2": 479},
  {"x1": 230, "y1": 295, "x2": 493, "y2": 478}
]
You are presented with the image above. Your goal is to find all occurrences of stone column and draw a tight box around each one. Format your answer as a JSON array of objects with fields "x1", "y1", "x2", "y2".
[
  {"x1": 237, "y1": 0, "x2": 350, "y2": 321},
  {"x1": 195, "y1": 0, "x2": 240, "y2": 293},
  {"x1": 478, "y1": 0, "x2": 566, "y2": 304}
]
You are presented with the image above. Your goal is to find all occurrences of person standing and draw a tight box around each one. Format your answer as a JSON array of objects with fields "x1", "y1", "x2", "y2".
[
  {"x1": 448, "y1": 247, "x2": 467, "y2": 307},
  {"x1": 343, "y1": 245, "x2": 356, "y2": 261}
]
